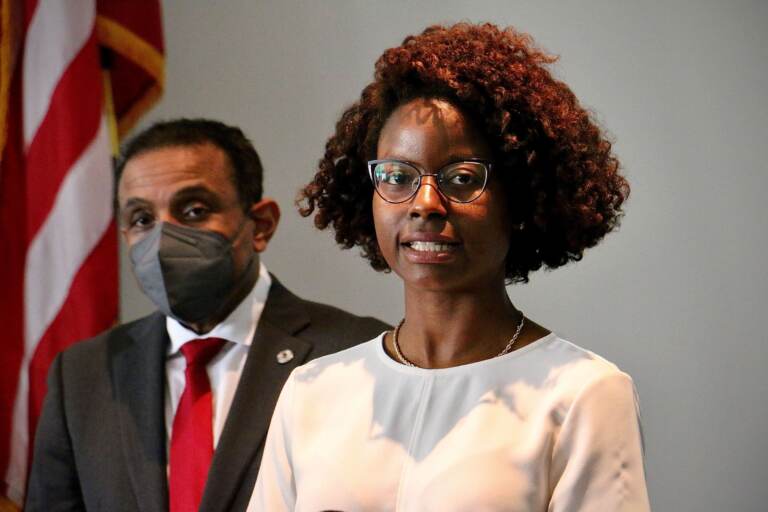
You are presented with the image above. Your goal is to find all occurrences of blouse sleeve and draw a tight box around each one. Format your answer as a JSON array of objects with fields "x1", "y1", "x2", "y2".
[
  {"x1": 548, "y1": 371, "x2": 651, "y2": 512},
  {"x1": 247, "y1": 371, "x2": 297, "y2": 512}
]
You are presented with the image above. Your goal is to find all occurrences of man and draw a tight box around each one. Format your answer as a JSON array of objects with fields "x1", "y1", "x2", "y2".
[{"x1": 25, "y1": 119, "x2": 389, "y2": 512}]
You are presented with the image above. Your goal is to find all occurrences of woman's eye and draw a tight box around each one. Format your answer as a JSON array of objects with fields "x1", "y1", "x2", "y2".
[
  {"x1": 376, "y1": 163, "x2": 414, "y2": 186},
  {"x1": 385, "y1": 172, "x2": 410, "y2": 185},
  {"x1": 447, "y1": 172, "x2": 476, "y2": 186}
]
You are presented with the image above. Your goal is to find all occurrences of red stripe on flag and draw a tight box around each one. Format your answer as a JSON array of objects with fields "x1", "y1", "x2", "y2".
[
  {"x1": 1, "y1": 1, "x2": 163, "y2": 502},
  {"x1": 97, "y1": 0, "x2": 164, "y2": 52},
  {"x1": 24, "y1": 30, "x2": 103, "y2": 241},
  {"x1": 0, "y1": 73, "x2": 26, "y2": 491},
  {"x1": 22, "y1": 0, "x2": 40, "y2": 32},
  {"x1": 27, "y1": 222, "x2": 119, "y2": 443}
]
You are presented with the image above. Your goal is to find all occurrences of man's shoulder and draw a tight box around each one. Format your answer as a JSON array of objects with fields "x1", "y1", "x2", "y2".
[
  {"x1": 60, "y1": 311, "x2": 165, "y2": 362},
  {"x1": 268, "y1": 276, "x2": 390, "y2": 331},
  {"x1": 44, "y1": 311, "x2": 166, "y2": 397},
  {"x1": 297, "y1": 299, "x2": 389, "y2": 360},
  {"x1": 293, "y1": 295, "x2": 390, "y2": 349},
  {"x1": 267, "y1": 277, "x2": 391, "y2": 356},
  {"x1": 301, "y1": 297, "x2": 389, "y2": 331}
]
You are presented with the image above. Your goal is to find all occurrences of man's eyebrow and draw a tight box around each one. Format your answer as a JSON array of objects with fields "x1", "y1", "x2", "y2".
[
  {"x1": 120, "y1": 197, "x2": 152, "y2": 212},
  {"x1": 171, "y1": 185, "x2": 219, "y2": 201},
  {"x1": 121, "y1": 185, "x2": 219, "y2": 208},
  {"x1": 169, "y1": 186, "x2": 225, "y2": 210}
]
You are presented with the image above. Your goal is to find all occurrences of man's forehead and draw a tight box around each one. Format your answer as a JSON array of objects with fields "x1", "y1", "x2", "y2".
[
  {"x1": 123, "y1": 143, "x2": 229, "y2": 176},
  {"x1": 118, "y1": 143, "x2": 235, "y2": 200}
]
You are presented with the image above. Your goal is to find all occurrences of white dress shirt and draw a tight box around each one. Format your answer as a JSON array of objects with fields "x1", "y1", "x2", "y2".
[{"x1": 164, "y1": 262, "x2": 272, "y2": 450}]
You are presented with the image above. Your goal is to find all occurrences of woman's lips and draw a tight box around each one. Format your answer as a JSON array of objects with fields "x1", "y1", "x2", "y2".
[
  {"x1": 401, "y1": 240, "x2": 460, "y2": 263},
  {"x1": 405, "y1": 241, "x2": 456, "y2": 252}
]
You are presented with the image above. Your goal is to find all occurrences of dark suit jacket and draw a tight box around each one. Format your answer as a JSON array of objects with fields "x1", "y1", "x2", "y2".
[{"x1": 25, "y1": 277, "x2": 390, "y2": 512}]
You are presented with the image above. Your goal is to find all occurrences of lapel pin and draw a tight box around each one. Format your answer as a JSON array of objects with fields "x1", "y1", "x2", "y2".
[{"x1": 276, "y1": 349, "x2": 294, "y2": 364}]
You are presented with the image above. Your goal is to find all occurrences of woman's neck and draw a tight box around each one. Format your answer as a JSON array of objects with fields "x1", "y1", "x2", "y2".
[{"x1": 388, "y1": 282, "x2": 532, "y2": 369}]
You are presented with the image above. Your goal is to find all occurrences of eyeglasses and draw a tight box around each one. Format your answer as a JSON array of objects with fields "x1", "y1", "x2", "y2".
[{"x1": 367, "y1": 159, "x2": 492, "y2": 204}]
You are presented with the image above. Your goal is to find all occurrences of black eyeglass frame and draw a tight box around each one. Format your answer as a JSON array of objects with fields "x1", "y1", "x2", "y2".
[{"x1": 367, "y1": 158, "x2": 493, "y2": 204}]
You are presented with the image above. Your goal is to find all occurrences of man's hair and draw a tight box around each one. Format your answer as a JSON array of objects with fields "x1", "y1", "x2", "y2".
[{"x1": 116, "y1": 118, "x2": 264, "y2": 209}]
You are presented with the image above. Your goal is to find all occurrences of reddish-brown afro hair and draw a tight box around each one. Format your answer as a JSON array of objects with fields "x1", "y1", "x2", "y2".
[{"x1": 298, "y1": 22, "x2": 629, "y2": 283}]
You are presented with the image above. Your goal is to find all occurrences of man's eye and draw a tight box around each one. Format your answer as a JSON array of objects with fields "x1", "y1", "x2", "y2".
[
  {"x1": 129, "y1": 212, "x2": 154, "y2": 229},
  {"x1": 183, "y1": 205, "x2": 210, "y2": 220}
]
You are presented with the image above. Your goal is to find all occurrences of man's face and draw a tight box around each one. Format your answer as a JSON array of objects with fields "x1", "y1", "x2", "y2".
[{"x1": 117, "y1": 142, "x2": 257, "y2": 282}]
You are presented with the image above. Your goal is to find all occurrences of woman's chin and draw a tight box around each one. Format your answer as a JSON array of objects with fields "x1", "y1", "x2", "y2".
[{"x1": 397, "y1": 266, "x2": 473, "y2": 294}]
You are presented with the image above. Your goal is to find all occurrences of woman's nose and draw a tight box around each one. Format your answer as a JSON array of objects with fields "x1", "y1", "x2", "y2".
[{"x1": 408, "y1": 176, "x2": 448, "y2": 219}]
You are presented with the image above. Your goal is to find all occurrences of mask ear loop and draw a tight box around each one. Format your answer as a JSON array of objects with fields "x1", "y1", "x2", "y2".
[
  {"x1": 231, "y1": 212, "x2": 260, "y2": 284},
  {"x1": 228, "y1": 212, "x2": 254, "y2": 245}
]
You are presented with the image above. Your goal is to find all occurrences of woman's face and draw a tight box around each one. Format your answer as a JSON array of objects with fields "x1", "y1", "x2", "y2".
[{"x1": 373, "y1": 97, "x2": 511, "y2": 292}]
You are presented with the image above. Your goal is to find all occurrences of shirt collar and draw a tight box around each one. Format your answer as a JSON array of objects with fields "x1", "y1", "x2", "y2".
[{"x1": 166, "y1": 262, "x2": 272, "y2": 355}]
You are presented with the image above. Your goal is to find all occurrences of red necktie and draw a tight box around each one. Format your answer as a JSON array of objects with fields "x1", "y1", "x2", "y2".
[{"x1": 169, "y1": 337, "x2": 227, "y2": 512}]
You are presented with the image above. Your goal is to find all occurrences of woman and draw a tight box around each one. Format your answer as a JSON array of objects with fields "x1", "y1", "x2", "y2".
[{"x1": 249, "y1": 23, "x2": 650, "y2": 511}]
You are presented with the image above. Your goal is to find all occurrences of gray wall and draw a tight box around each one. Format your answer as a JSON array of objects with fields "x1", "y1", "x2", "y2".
[{"x1": 119, "y1": 1, "x2": 768, "y2": 510}]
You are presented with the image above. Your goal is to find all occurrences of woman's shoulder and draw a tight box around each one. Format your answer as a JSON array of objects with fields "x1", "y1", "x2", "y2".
[
  {"x1": 540, "y1": 334, "x2": 624, "y2": 371},
  {"x1": 528, "y1": 334, "x2": 637, "y2": 407}
]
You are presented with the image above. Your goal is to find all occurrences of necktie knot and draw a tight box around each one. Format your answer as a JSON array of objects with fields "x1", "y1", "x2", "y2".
[{"x1": 180, "y1": 337, "x2": 227, "y2": 367}]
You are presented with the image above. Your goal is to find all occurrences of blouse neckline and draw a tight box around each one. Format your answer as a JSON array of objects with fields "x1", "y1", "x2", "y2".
[{"x1": 374, "y1": 331, "x2": 558, "y2": 376}]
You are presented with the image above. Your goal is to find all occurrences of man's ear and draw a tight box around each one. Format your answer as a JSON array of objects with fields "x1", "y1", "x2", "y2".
[{"x1": 248, "y1": 198, "x2": 281, "y2": 253}]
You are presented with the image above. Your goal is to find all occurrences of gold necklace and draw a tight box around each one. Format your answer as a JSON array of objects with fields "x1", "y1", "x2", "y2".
[{"x1": 391, "y1": 314, "x2": 525, "y2": 368}]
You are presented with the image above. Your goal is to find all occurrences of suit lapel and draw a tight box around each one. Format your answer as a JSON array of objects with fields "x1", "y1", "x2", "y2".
[
  {"x1": 113, "y1": 312, "x2": 169, "y2": 512},
  {"x1": 201, "y1": 278, "x2": 313, "y2": 512}
]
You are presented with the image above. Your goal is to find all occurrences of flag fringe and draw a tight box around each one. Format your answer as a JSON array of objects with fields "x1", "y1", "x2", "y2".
[
  {"x1": 0, "y1": 0, "x2": 15, "y2": 164},
  {"x1": 95, "y1": 14, "x2": 165, "y2": 138}
]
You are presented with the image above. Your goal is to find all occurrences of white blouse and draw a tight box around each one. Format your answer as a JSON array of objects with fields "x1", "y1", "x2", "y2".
[{"x1": 248, "y1": 333, "x2": 651, "y2": 511}]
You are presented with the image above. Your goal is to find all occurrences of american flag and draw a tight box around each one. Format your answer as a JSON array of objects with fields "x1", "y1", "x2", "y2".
[{"x1": 0, "y1": 0, "x2": 163, "y2": 506}]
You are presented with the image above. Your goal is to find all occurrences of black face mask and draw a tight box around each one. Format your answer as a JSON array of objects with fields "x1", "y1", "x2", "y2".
[{"x1": 129, "y1": 222, "x2": 254, "y2": 324}]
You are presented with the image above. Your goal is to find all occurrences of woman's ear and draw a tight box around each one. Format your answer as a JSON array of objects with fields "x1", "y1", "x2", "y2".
[{"x1": 248, "y1": 198, "x2": 281, "y2": 253}]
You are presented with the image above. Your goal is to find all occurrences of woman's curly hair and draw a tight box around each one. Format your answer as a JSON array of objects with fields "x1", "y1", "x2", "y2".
[{"x1": 298, "y1": 22, "x2": 629, "y2": 283}]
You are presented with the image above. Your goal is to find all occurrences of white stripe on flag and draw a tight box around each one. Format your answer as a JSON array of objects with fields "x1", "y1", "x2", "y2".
[
  {"x1": 22, "y1": 0, "x2": 95, "y2": 147},
  {"x1": 24, "y1": 116, "x2": 112, "y2": 346},
  {"x1": 5, "y1": 116, "x2": 112, "y2": 503}
]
